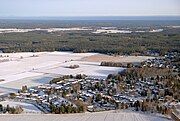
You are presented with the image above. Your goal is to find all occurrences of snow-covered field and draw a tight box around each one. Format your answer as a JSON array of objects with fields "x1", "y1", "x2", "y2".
[
  {"x1": 0, "y1": 28, "x2": 92, "y2": 34},
  {"x1": 0, "y1": 101, "x2": 42, "y2": 114},
  {"x1": 0, "y1": 28, "x2": 164, "y2": 34},
  {"x1": 0, "y1": 75, "x2": 53, "y2": 93},
  {"x1": 93, "y1": 29, "x2": 132, "y2": 34},
  {"x1": 0, "y1": 52, "x2": 153, "y2": 94},
  {"x1": 92, "y1": 29, "x2": 163, "y2": 34},
  {"x1": 35, "y1": 61, "x2": 123, "y2": 79},
  {"x1": 0, "y1": 110, "x2": 171, "y2": 121},
  {"x1": 0, "y1": 52, "x2": 98, "y2": 82}
]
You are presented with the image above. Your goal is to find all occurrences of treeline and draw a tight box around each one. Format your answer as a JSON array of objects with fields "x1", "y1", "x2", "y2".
[
  {"x1": 100, "y1": 61, "x2": 134, "y2": 68},
  {"x1": 134, "y1": 99, "x2": 171, "y2": 115},
  {"x1": 50, "y1": 100, "x2": 86, "y2": 114},
  {"x1": 0, "y1": 104, "x2": 23, "y2": 114},
  {"x1": 66, "y1": 65, "x2": 80, "y2": 69},
  {"x1": 50, "y1": 104, "x2": 85, "y2": 114},
  {"x1": 100, "y1": 61, "x2": 123, "y2": 67},
  {"x1": 49, "y1": 74, "x2": 87, "y2": 84}
]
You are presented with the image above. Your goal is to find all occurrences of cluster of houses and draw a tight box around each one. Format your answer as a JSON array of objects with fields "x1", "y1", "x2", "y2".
[
  {"x1": 141, "y1": 52, "x2": 179, "y2": 71},
  {"x1": 10, "y1": 72, "x2": 179, "y2": 116},
  {"x1": 14, "y1": 84, "x2": 75, "y2": 113}
]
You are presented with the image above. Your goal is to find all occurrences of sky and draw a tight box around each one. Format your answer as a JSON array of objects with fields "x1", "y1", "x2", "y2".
[{"x1": 0, "y1": 0, "x2": 180, "y2": 17}]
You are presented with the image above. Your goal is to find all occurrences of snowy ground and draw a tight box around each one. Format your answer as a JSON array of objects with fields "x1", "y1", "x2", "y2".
[
  {"x1": 0, "y1": 100, "x2": 42, "y2": 114},
  {"x1": 0, "y1": 110, "x2": 171, "y2": 121},
  {"x1": 92, "y1": 29, "x2": 163, "y2": 34},
  {"x1": 0, "y1": 52, "x2": 153, "y2": 94},
  {"x1": 93, "y1": 29, "x2": 132, "y2": 34},
  {"x1": 0, "y1": 52, "x2": 98, "y2": 83},
  {"x1": 0, "y1": 75, "x2": 53, "y2": 94},
  {"x1": 0, "y1": 28, "x2": 92, "y2": 34}
]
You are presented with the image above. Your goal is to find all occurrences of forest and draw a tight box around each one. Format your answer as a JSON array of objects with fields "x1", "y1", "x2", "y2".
[{"x1": 0, "y1": 20, "x2": 179, "y2": 55}]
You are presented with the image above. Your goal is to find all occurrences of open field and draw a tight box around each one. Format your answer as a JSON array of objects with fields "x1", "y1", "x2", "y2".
[
  {"x1": 0, "y1": 110, "x2": 171, "y2": 121},
  {"x1": 81, "y1": 54, "x2": 155, "y2": 63},
  {"x1": 0, "y1": 75, "x2": 53, "y2": 94},
  {"x1": 0, "y1": 52, "x2": 153, "y2": 94}
]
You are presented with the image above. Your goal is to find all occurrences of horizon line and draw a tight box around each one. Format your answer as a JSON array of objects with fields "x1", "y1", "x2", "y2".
[{"x1": 0, "y1": 15, "x2": 180, "y2": 21}]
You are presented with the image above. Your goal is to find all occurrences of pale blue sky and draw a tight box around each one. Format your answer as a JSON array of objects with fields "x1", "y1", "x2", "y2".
[{"x1": 0, "y1": 0, "x2": 180, "y2": 17}]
